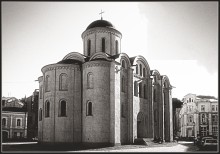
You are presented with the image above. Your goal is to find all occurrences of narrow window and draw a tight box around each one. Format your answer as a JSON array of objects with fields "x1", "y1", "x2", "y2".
[
  {"x1": 144, "y1": 84, "x2": 147, "y2": 99},
  {"x1": 139, "y1": 83, "x2": 142, "y2": 98},
  {"x1": 102, "y1": 38, "x2": 105, "y2": 53},
  {"x1": 39, "y1": 108, "x2": 42, "y2": 121},
  {"x1": 216, "y1": 105, "x2": 218, "y2": 111},
  {"x1": 140, "y1": 64, "x2": 142, "y2": 76},
  {"x1": 87, "y1": 39, "x2": 91, "y2": 56},
  {"x1": 202, "y1": 114, "x2": 205, "y2": 123},
  {"x1": 45, "y1": 101, "x2": 50, "y2": 117},
  {"x1": 136, "y1": 65, "x2": 138, "y2": 74},
  {"x1": 87, "y1": 73, "x2": 94, "y2": 89},
  {"x1": 153, "y1": 88, "x2": 156, "y2": 102},
  {"x1": 143, "y1": 68, "x2": 146, "y2": 77},
  {"x1": 121, "y1": 76, "x2": 125, "y2": 92},
  {"x1": 2, "y1": 118, "x2": 6, "y2": 126},
  {"x1": 60, "y1": 100, "x2": 67, "y2": 117},
  {"x1": 189, "y1": 98, "x2": 191, "y2": 102},
  {"x1": 86, "y1": 102, "x2": 93, "y2": 116},
  {"x1": 59, "y1": 73, "x2": 68, "y2": 91},
  {"x1": 121, "y1": 60, "x2": 125, "y2": 68},
  {"x1": 134, "y1": 81, "x2": 138, "y2": 96},
  {"x1": 45, "y1": 75, "x2": 50, "y2": 92},
  {"x1": 17, "y1": 119, "x2": 21, "y2": 127},
  {"x1": 115, "y1": 40, "x2": 119, "y2": 54}
]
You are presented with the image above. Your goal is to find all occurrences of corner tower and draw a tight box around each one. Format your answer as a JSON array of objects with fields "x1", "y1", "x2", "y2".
[{"x1": 81, "y1": 19, "x2": 122, "y2": 57}]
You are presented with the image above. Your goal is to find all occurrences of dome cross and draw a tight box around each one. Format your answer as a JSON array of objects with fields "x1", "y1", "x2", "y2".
[{"x1": 99, "y1": 9, "x2": 105, "y2": 20}]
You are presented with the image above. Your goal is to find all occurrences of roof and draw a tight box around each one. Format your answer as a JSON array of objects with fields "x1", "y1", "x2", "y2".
[
  {"x1": 2, "y1": 107, "x2": 27, "y2": 112},
  {"x1": 86, "y1": 19, "x2": 115, "y2": 30},
  {"x1": 196, "y1": 95, "x2": 217, "y2": 100}
]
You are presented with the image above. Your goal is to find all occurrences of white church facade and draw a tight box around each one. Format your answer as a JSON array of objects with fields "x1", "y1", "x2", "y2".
[{"x1": 38, "y1": 18, "x2": 173, "y2": 145}]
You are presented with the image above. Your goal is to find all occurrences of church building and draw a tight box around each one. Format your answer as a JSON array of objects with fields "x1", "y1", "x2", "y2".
[{"x1": 38, "y1": 18, "x2": 173, "y2": 145}]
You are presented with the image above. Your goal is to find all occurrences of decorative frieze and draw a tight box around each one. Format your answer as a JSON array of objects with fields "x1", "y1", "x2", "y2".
[
  {"x1": 42, "y1": 65, "x2": 80, "y2": 73},
  {"x1": 83, "y1": 62, "x2": 110, "y2": 68}
]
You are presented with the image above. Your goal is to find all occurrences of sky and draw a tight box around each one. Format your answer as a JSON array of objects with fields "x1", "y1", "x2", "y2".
[{"x1": 2, "y1": 2, "x2": 218, "y2": 100}]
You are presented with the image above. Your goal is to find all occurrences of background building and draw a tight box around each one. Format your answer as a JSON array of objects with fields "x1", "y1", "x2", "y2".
[
  {"x1": 38, "y1": 18, "x2": 173, "y2": 145},
  {"x1": 2, "y1": 108, "x2": 28, "y2": 141},
  {"x1": 179, "y1": 93, "x2": 218, "y2": 138}
]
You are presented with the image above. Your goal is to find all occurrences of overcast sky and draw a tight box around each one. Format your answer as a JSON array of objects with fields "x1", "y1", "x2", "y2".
[{"x1": 2, "y1": 2, "x2": 218, "y2": 99}]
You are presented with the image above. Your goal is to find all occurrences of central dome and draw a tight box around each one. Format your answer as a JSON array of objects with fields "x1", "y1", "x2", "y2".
[{"x1": 86, "y1": 19, "x2": 115, "y2": 30}]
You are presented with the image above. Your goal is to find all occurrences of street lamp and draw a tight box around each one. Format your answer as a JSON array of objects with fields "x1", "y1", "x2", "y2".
[{"x1": 193, "y1": 122, "x2": 195, "y2": 137}]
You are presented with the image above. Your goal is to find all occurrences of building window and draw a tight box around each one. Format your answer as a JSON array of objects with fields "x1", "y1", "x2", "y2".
[
  {"x1": 45, "y1": 75, "x2": 50, "y2": 92},
  {"x1": 87, "y1": 73, "x2": 94, "y2": 89},
  {"x1": 17, "y1": 119, "x2": 21, "y2": 127},
  {"x1": 102, "y1": 38, "x2": 105, "y2": 53},
  {"x1": 139, "y1": 64, "x2": 142, "y2": 76},
  {"x1": 40, "y1": 85, "x2": 43, "y2": 99},
  {"x1": 212, "y1": 126, "x2": 218, "y2": 136},
  {"x1": 192, "y1": 99, "x2": 193, "y2": 102},
  {"x1": 121, "y1": 60, "x2": 125, "y2": 68},
  {"x1": 136, "y1": 65, "x2": 138, "y2": 74},
  {"x1": 189, "y1": 98, "x2": 191, "y2": 102},
  {"x1": 2, "y1": 118, "x2": 6, "y2": 126},
  {"x1": 115, "y1": 40, "x2": 118, "y2": 54},
  {"x1": 121, "y1": 103, "x2": 126, "y2": 118},
  {"x1": 86, "y1": 101, "x2": 92, "y2": 116},
  {"x1": 212, "y1": 105, "x2": 215, "y2": 111},
  {"x1": 144, "y1": 84, "x2": 147, "y2": 99},
  {"x1": 45, "y1": 101, "x2": 50, "y2": 117},
  {"x1": 39, "y1": 108, "x2": 42, "y2": 121},
  {"x1": 59, "y1": 100, "x2": 67, "y2": 117},
  {"x1": 189, "y1": 116, "x2": 193, "y2": 122},
  {"x1": 201, "y1": 105, "x2": 205, "y2": 112},
  {"x1": 212, "y1": 115, "x2": 217, "y2": 124},
  {"x1": 59, "y1": 73, "x2": 68, "y2": 91},
  {"x1": 216, "y1": 105, "x2": 218, "y2": 111},
  {"x1": 201, "y1": 126, "x2": 207, "y2": 137},
  {"x1": 139, "y1": 83, "x2": 142, "y2": 98},
  {"x1": 143, "y1": 68, "x2": 146, "y2": 77},
  {"x1": 134, "y1": 81, "x2": 138, "y2": 96},
  {"x1": 87, "y1": 39, "x2": 91, "y2": 56},
  {"x1": 121, "y1": 76, "x2": 125, "y2": 92},
  {"x1": 201, "y1": 114, "x2": 206, "y2": 123}
]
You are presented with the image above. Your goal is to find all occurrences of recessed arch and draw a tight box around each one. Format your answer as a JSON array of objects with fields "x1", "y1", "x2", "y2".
[{"x1": 62, "y1": 52, "x2": 85, "y2": 62}]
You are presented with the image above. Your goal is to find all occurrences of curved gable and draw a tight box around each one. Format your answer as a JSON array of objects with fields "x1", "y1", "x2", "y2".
[
  {"x1": 116, "y1": 53, "x2": 131, "y2": 67},
  {"x1": 62, "y1": 52, "x2": 85, "y2": 63},
  {"x1": 133, "y1": 55, "x2": 151, "y2": 76},
  {"x1": 89, "y1": 52, "x2": 111, "y2": 61}
]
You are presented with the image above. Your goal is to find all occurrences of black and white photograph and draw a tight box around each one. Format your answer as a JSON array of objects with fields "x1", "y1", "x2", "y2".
[{"x1": 1, "y1": 1, "x2": 218, "y2": 153}]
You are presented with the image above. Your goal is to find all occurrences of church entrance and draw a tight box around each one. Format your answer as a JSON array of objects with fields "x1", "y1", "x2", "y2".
[{"x1": 137, "y1": 112, "x2": 145, "y2": 138}]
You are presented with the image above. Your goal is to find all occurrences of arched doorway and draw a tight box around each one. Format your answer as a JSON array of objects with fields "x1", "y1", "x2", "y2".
[{"x1": 137, "y1": 112, "x2": 145, "y2": 138}]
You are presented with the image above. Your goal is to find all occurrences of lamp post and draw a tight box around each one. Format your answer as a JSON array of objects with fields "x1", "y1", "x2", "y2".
[{"x1": 193, "y1": 122, "x2": 195, "y2": 137}]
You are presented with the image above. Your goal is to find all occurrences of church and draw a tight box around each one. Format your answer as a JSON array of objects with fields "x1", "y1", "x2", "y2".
[{"x1": 37, "y1": 17, "x2": 173, "y2": 145}]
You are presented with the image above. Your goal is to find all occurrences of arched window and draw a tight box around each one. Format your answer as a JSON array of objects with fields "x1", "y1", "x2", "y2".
[
  {"x1": 59, "y1": 73, "x2": 68, "y2": 91},
  {"x1": 87, "y1": 73, "x2": 94, "y2": 89},
  {"x1": 121, "y1": 76, "x2": 125, "y2": 92},
  {"x1": 136, "y1": 65, "x2": 138, "y2": 74},
  {"x1": 87, "y1": 39, "x2": 91, "y2": 56},
  {"x1": 102, "y1": 38, "x2": 105, "y2": 53},
  {"x1": 134, "y1": 81, "x2": 138, "y2": 96},
  {"x1": 140, "y1": 64, "x2": 142, "y2": 76},
  {"x1": 45, "y1": 101, "x2": 50, "y2": 117},
  {"x1": 60, "y1": 100, "x2": 67, "y2": 117},
  {"x1": 39, "y1": 108, "x2": 42, "y2": 121},
  {"x1": 40, "y1": 86, "x2": 43, "y2": 99},
  {"x1": 139, "y1": 83, "x2": 142, "y2": 98},
  {"x1": 17, "y1": 119, "x2": 21, "y2": 127},
  {"x1": 86, "y1": 101, "x2": 93, "y2": 116},
  {"x1": 144, "y1": 84, "x2": 147, "y2": 99},
  {"x1": 202, "y1": 114, "x2": 205, "y2": 123},
  {"x1": 45, "y1": 75, "x2": 50, "y2": 92},
  {"x1": 121, "y1": 60, "x2": 125, "y2": 68},
  {"x1": 143, "y1": 68, "x2": 146, "y2": 77},
  {"x1": 2, "y1": 118, "x2": 6, "y2": 126},
  {"x1": 115, "y1": 40, "x2": 119, "y2": 54}
]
